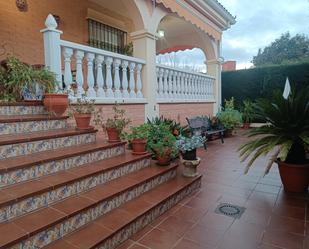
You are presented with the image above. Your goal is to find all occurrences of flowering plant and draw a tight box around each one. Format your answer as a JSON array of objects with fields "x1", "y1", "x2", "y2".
[{"x1": 176, "y1": 135, "x2": 206, "y2": 153}]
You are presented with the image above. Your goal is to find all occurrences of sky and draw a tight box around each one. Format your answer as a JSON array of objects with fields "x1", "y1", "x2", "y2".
[{"x1": 157, "y1": 0, "x2": 309, "y2": 70}]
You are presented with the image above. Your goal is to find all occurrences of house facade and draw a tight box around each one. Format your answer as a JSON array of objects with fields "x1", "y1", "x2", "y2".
[{"x1": 0, "y1": 0, "x2": 235, "y2": 124}]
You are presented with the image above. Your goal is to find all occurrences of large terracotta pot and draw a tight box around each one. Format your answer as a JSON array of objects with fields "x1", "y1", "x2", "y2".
[
  {"x1": 43, "y1": 93, "x2": 68, "y2": 116},
  {"x1": 131, "y1": 138, "x2": 147, "y2": 155},
  {"x1": 73, "y1": 113, "x2": 92, "y2": 130},
  {"x1": 277, "y1": 160, "x2": 309, "y2": 193},
  {"x1": 106, "y1": 127, "x2": 121, "y2": 142}
]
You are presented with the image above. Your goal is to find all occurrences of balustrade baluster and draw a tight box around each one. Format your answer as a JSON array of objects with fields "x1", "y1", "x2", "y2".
[
  {"x1": 172, "y1": 71, "x2": 178, "y2": 99},
  {"x1": 95, "y1": 55, "x2": 105, "y2": 98},
  {"x1": 75, "y1": 50, "x2": 85, "y2": 97},
  {"x1": 158, "y1": 68, "x2": 164, "y2": 99},
  {"x1": 168, "y1": 70, "x2": 174, "y2": 99},
  {"x1": 105, "y1": 57, "x2": 114, "y2": 98},
  {"x1": 113, "y1": 59, "x2": 122, "y2": 99},
  {"x1": 86, "y1": 53, "x2": 96, "y2": 98},
  {"x1": 136, "y1": 64, "x2": 143, "y2": 98},
  {"x1": 63, "y1": 47, "x2": 73, "y2": 92},
  {"x1": 129, "y1": 62, "x2": 136, "y2": 98},
  {"x1": 121, "y1": 60, "x2": 129, "y2": 98},
  {"x1": 163, "y1": 69, "x2": 169, "y2": 99}
]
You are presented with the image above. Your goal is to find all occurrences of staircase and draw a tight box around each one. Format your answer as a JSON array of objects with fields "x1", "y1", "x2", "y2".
[{"x1": 0, "y1": 101, "x2": 201, "y2": 249}]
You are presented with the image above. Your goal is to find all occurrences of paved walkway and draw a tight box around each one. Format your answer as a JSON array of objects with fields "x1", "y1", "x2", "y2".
[{"x1": 118, "y1": 131, "x2": 309, "y2": 249}]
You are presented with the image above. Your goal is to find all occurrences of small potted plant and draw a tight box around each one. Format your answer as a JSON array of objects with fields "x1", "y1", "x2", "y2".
[
  {"x1": 123, "y1": 124, "x2": 150, "y2": 155},
  {"x1": 69, "y1": 95, "x2": 96, "y2": 130},
  {"x1": 239, "y1": 88, "x2": 309, "y2": 193},
  {"x1": 148, "y1": 124, "x2": 178, "y2": 166},
  {"x1": 103, "y1": 104, "x2": 131, "y2": 142},
  {"x1": 242, "y1": 99, "x2": 254, "y2": 129}
]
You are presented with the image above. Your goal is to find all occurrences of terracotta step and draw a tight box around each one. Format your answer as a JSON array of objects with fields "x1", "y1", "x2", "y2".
[
  {"x1": 0, "y1": 153, "x2": 151, "y2": 222},
  {"x1": 0, "y1": 128, "x2": 97, "y2": 159},
  {"x1": 0, "y1": 101, "x2": 46, "y2": 115},
  {"x1": 46, "y1": 173, "x2": 202, "y2": 249},
  {"x1": 0, "y1": 114, "x2": 69, "y2": 135},
  {"x1": 0, "y1": 140, "x2": 126, "y2": 187},
  {"x1": 0, "y1": 163, "x2": 178, "y2": 248}
]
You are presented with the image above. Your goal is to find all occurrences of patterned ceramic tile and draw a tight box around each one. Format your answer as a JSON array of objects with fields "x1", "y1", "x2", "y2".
[
  {"x1": 0, "y1": 105, "x2": 47, "y2": 115},
  {"x1": 0, "y1": 119, "x2": 68, "y2": 135},
  {"x1": 0, "y1": 145, "x2": 125, "y2": 187},
  {"x1": 0, "y1": 158, "x2": 151, "y2": 222},
  {"x1": 11, "y1": 168, "x2": 181, "y2": 248},
  {"x1": 0, "y1": 133, "x2": 96, "y2": 160}
]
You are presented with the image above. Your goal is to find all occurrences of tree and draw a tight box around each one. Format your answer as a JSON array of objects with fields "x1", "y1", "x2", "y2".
[{"x1": 252, "y1": 32, "x2": 309, "y2": 67}]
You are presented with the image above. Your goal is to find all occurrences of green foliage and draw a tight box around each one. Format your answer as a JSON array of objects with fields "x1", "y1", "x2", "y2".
[
  {"x1": 147, "y1": 124, "x2": 178, "y2": 158},
  {"x1": 252, "y1": 32, "x2": 309, "y2": 66},
  {"x1": 242, "y1": 99, "x2": 255, "y2": 123},
  {"x1": 222, "y1": 62, "x2": 309, "y2": 111},
  {"x1": 238, "y1": 87, "x2": 309, "y2": 175},
  {"x1": 102, "y1": 104, "x2": 131, "y2": 132},
  {"x1": 217, "y1": 97, "x2": 242, "y2": 129},
  {"x1": 69, "y1": 95, "x2": 96, "y2": 115},
  {"x1": 0, "y1": 57, "x2": 56, "y2": 101},
  {"x1": 176, "y1": 135, "x2": 206, "y2": 153},
  {"x1": 122, "y1": 123, "x2": 151, "y2": 141},
  {"x1": 123, "y1": 42, "x2": 133, "y2": 56}
]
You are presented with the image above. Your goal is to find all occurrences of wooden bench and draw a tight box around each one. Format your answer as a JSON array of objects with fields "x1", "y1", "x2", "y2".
[{"x1": 186, "y1": 116, "x2": 225, "y2": 149}]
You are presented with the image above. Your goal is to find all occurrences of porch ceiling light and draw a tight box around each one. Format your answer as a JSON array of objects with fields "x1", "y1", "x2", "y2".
[{"x1": 158, "y1": 30, "x2": 165, "y2": 38}]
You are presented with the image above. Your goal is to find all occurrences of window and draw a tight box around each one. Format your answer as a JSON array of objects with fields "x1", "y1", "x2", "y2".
[{"x1": 88, "y1": 19, "x2": 127, "y2": 54}]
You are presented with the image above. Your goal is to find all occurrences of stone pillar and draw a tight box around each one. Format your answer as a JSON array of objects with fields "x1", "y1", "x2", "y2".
[
  {"x1": 131, "y1": 30, "x2": 158, "y2": 120},
  {"x1": 206, "y1": 59, "x2": 222, "y2": 115}
]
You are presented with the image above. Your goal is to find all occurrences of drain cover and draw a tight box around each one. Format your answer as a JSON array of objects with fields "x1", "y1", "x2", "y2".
[{"x1": 215, "y1": 203, "x2": 245, "y2": 219}]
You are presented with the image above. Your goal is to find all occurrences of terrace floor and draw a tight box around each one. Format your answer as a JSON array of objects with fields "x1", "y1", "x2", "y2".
[{"x1": 117, "y1": 131, "x2": 309, "y2": 249}]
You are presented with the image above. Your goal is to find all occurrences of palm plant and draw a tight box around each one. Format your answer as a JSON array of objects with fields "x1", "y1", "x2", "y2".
[
  {"x1": 239, "y1": 87, "x2": 309, "y2": 175},
  {"x1": 242, "y1": 99, "x2": 255, "y2": 123}
]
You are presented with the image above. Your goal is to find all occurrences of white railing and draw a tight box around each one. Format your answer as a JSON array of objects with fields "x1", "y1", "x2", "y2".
[
  {"x1": 156, "y1": 64, "x2": 215, "y2": 102},
  {"x1": 41, "y1": 14, "x2": 146, "y2": 103}
]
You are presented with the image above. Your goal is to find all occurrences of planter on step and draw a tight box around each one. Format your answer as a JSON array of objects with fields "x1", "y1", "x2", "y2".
[
  {"x1": 43, "y1": 93, "x2": 68, "y2": 116},
  {"x1": 181, "y1": 157, "x2": 201, "y2": 177},
  {"x1": 74, "y1": 113, "x2": 92, "y2": 130},
  {"x1": 156, "y1": 154, "x2": 171, "y2": 166},
  {"x1": 277, "y1": 160, "x2": 309, "y2": 193},
  {"x1": 131, "y1": 138, "x2": 147, "y2": 155},
  {"x1": 106, "y1": 127, "x2": 121, "y2": 142}
]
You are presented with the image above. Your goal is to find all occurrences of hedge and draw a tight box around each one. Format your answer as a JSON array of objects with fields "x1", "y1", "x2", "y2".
[{"x1": 222, "y1": 62, "x2": 309, "y2": 108}]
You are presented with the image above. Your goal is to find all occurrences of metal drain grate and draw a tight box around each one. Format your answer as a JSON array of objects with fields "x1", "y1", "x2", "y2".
[{"x1": 215, "y1": 203, "x2": 246, "y2": 219}]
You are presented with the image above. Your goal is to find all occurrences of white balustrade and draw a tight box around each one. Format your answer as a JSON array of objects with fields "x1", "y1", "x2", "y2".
[{"x1": 156, "y1": 64, "x2": 215, "y2": 103}]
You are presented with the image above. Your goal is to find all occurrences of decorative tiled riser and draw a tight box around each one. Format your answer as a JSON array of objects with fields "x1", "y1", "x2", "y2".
[
  {"x1": 0, "y1": 106, "x2": 47, "y2": 115},
  {"x1": 0, "y1": 145, "x2": 126, "y2": 187},
  {"x1": 0, "y1": 119, "x2": 68, "y2": 135},
  {"x1": 97, "y1": 179, "x2": 201, "y2": 249},
  {"x1": 13, "y1": 169, "x2": 177, "y2": 248},
  {"x1": 0, "y1": 158, "x2": 151, "y2": 222},
  {"x1": 0, "y1": 133, "x2": 96, "y2": 160}
]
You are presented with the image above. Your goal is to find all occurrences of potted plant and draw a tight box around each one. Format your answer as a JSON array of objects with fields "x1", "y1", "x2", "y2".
[
  {"x1": 123, "y1": 124, "x2": 150, "y2": 155},
  {"x1": 69, "y1": 95, "x2": 97, "y2": 130},
  {"x1": 147, "y1": 124, "x2": 178, "y2": 166},
  {"x1": 176, "y1": 135, "x2": 206, "y2": 160},
  {"x1": 103, "y1": 104, "x2": 131, "y2": 142},
  {"x1": 242, "y1": 99, "x2": 254, "y2": 129},
  {"x1": 217, "y1": 98, "x2": 242, "y2": 136},
  {"x1": 239, "y1": 88, "x2": 309, "y2": 193}
]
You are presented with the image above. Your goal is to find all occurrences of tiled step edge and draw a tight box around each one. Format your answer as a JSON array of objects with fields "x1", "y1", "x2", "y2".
[
  {"x1": 2, "y1": 164, "x2": 178, "y2": 248},
  {"x1": 0, "y1": 102, "x2": 46, "y2": 115},
  {"x1": 0, "y1": 115, "x2": 69, "y2": 135},
  {"x1": 0, "y1": 142, "x2": 126, "y2": 187},
  {"x1": 0, "y1": 154, "x2": 151, "y2": 222},
  {"x1": 0, "y1": 129, "x2": 97, "y2": 159},
  {"x1": 48, "y1": 175, "x2": 202, "y2": 249}
]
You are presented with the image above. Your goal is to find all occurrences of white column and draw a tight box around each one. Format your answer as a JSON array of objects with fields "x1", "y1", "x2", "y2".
[
  {"x1": 105, "y1": 57, "x2": 114, "y2": 98},
  {"x1": 168, "y1": 70, "x2": 174, "y2": 99},
  {"x1": 95, "y1": 55, "x2": 105, "y2": 98},
  {"x1": 129, "y1": 62, "x2": 136, "y2": 98},
  {"x1": 207, "y1": 59, "x2": 222, "y2": 114},
  {"x1": 75, "y1": 50, "x2": 85, "y2": 97},
  {"x1": 158, "y1": 68, "x2": 164, "y2": 99},
  {"x1": 163, "y1": 69, "x2": 169, "y2": 99},
  {"x1": 40, "y1": 14, "x2": 63, "y2": 88},
  {"x1": 136, "y1": 63, "x2": 143, "y2": 98},
  {"x1": 62, "y1": 47, "x2": 73, "y2": 92},
  {"x1": 121, "y1": 60, "x2": 129, "y2": 98},
  {"x1": 86, "y1": 53, "x2": 96, "y2": 98},
  {"x1": 172, "y1": 71, "x2": 178, "y2": 99},
  {"x1": 113, "y1": 59, "x2": 122, "y2": 99}
]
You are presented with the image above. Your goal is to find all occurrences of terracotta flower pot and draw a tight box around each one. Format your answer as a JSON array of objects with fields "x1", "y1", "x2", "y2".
[
  {"x1": 131, "y1": 138, "x2": 147, "y2": 155},
  {"x1": 156, "y1": 152, "x2": 171, "y2": 166},
  {"x1": 277, "y1": 160, "x2": 309, "y2": 193},
  {"x1": 73, "y1": 113, "x2": 92, "y2": 130},
  {"x1": 242, "y1": 123, "x2": 250, "y2": 129},
  {"x1": 106, "y1": 127, "x2": 121, "y2": 142},
  {"x1": 43, "y1": 93, "x2": 68, "y2": 116}
]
